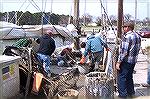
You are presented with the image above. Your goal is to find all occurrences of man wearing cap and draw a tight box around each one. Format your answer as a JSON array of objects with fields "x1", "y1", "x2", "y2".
[
  {"x1": 37, "y1": 29, "x2": 56, "y2": 78},
  {"x1": 116, "y1": 22, "x2": 141, "y2": 98}
]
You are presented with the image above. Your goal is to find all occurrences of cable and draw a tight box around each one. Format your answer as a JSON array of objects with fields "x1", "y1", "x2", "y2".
[
  {"x1": 44, "y1": 0, "x2": 47, "y2": 12},
  {"x1": 9, "y1": 0, "x2": 28, "y2": 23},
  {"x1": 16, "y1": 3, "x2": 31, "y2": 25},
  {"x1": 3, "y1": 0, "x2": 28, "y2": 39},
  {"x1": 99, "y1": 0, "x2": 120, "y2": 45},
  {"x1": 68, "y1": 0, "x2": 73, "y2": 24},
  {"x1": 29, "y1": 0, "x2": 52, "y2": 25}
]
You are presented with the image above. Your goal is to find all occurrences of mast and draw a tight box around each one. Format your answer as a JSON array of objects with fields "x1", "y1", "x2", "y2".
[
  {"x1": 41, "y1": 0, "x2": 44, "y2": 35},
  {"x1": 50, "y1": 0, "x2": 53, "y2": 14},
  {"x1": 147, "y1": 0, "x2": 149, "y2": 19},
  {"x1": 6, "y1": 12, "x2": 9, "y2": 22},
  {"x1": 83, "y1": 0, "x2": 86, "y2": 26},
  {"x1": 117, "y1": 0, "x2": 123, "y2": 39},
  {"x1": 15, "y1": 11, "x2": 17, "y2": 25},
  {"x1": 135, "y1": 0, "x2": 137, "y2": 26},
  {"x1": 73, "y1": 0, "x2": 79, "y2": 29},
  {"x1": 73, "y1": 0, "x2": 80, "y2": 50}
]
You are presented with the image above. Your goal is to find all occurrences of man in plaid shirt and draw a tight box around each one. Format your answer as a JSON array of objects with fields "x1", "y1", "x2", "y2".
[{"x1": 116, "y1": 22, "x2": 141, "y2": 98}]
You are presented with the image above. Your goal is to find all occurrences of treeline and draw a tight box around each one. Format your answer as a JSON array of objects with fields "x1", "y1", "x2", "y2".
[
  {"x1": 0, "y1": 11, "x2": 72, "y2": 25},
  {"x1": 0, "y1": 11, "x2": 94, "y2": 26},
  {"x1": 0, "y1": 11, "x2": 150, "y2": 26}
]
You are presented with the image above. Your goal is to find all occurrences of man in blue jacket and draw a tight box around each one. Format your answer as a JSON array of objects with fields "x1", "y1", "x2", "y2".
[
  {"x1": 37, "y1": 29, "x2": 56, "y2": 77},
  {"x1": 80, "y1": 33, "x2": 109, "y2": 72}
]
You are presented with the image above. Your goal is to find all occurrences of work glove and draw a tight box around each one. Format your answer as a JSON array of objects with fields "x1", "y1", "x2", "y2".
[
  {"x1": 106, "y1": 48, "x2": 110, "y2": 51},
  {"x1": 80, "y1": 56, "x2": 86, "y2": 64}
]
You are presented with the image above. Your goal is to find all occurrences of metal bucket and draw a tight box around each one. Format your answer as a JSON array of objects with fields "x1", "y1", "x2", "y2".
[{"x1": 57, "y1": 89, "x2": 79, "y2": 99}]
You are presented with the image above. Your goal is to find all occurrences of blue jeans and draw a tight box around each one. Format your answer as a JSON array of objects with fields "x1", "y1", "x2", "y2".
[
  {"x1": 37, "y1": 53, "x2": 51, "y2": 74},
  {"x1": 147, "y1": 63, "x2": 150, "y2": 84},
  {"x1": 117, "y1": 61, "x2": 135, "y2": 97}
]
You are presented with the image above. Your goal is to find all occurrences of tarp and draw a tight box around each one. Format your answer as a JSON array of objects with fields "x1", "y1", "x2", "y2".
[
  {"x1": 23, "y1": 24, "x2": 75, "y2": 39},
  {"x1": 0, "y1": 21, "x2": 21, "y2": 28},
  {"x1": 0, "y1": 21, "x2": 26, "y2": 39},
  {"x1": 0, "y1": 22, "x2": 76, "y2": 40}
]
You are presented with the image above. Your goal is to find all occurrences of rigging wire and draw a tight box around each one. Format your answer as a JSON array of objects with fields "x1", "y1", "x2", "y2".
[
  {"x1": 50, "y1": 0, "x2": 53, "y2": 14},
  {"x1": 99, "y1": 0, "x2": 120, "y2": 45},
  {"x1": 28, "y1": 0, "x2": 75, "y2": 43},
  {"x1": 28, "y1": 0, "x2": 40, "y2": 11},
  {"x1": 41, "y1": 0, "x2": 44, "y2": 35},
  {"x1": 135, "y1": 0, "x2": 137, "y2": 26},
  {"x1": 16, "y1": 3, "x2": 31, "y2": 25},
  {"x1": 28, "y1": 0, "x2": 52, "y2": 25},
  {"x1": 41, "y1": 0, "x2": 47, "y2": 35},
  {"x1": 68, "y1": 0, "x2": 73, "y2": 24},
  {"x1": 5, "y1": 0, "x2": 75, "y2": 43},
  {"x1": 44, "y1": 0, "x2": 47, "y2": 12},
  {"x1": 3, "y1": 0, "x2": 28, "y2": 39},
  {"x1": 9, "y1": 0, "x2": 28, "y2": 23},
  {"x1": 83, "y1": 0, "x2": 86, "y2": 26},
  {"x1": 29, "y1": 0, "x2": 41, "y2": 11}
]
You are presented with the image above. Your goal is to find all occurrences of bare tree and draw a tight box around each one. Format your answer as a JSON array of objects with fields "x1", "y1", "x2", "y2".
[
  {"x1": 109, "y1": 15, "x2": 117, "y2": 25},
  {"x1": 80, "y1": 13, "x2": 93, "y2": 26},
  {"x1": 143, "y1": 17, "x2": 150, "y2": 26},
  {"x1": 96, "y1": 16, "x2": 102, "y2": 26}
]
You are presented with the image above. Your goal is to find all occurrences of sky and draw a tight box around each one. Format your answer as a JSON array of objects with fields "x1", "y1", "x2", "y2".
[{"x1": 0, "y1": 0, "x2": 150, "y2": 20}]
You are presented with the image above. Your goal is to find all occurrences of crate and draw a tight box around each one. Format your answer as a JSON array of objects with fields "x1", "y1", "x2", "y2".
[
  {"x1": 0, "y1": 55, "x2": 21, "y2": 99},
  {"x1": 85, "y1": 72, "x2": 114, "y2": 99}
]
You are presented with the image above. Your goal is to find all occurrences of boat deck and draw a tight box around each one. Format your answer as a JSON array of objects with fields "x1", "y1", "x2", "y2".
[{"x1": 9, "y1": 52, "x2": 150, "y2": 99}]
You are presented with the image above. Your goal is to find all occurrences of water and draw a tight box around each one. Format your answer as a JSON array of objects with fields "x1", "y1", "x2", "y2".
[{"x1": 0, "y1": 40, "x2": 17, "y2": 55}]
